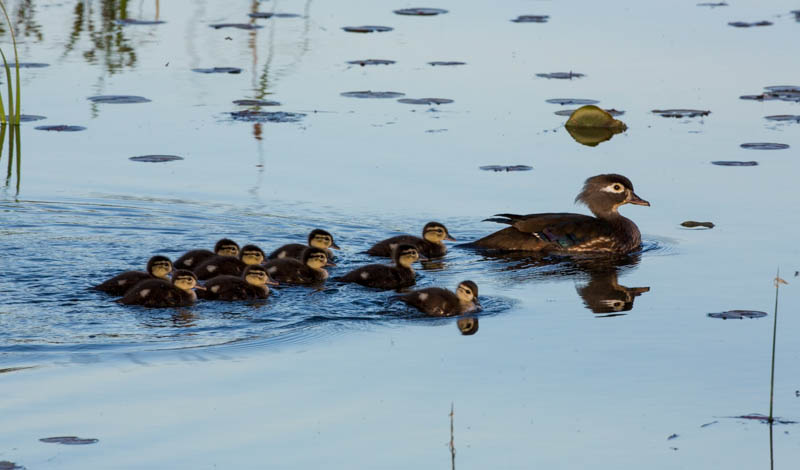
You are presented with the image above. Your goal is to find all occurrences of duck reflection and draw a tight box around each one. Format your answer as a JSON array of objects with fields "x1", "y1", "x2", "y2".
[
  {"x1": 575, "y1": 267, "x2": 649, "y2": 316},
  {"x1": 457, "y1": 316, "x2": 479, "y2": 335}
]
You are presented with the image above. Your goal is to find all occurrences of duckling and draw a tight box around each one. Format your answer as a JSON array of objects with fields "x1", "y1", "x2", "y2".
[
  {"x1": 117, "y1": 269, "x2": 200, "y2": 308},
  {"x1": 334, "y1": 244, "x2": 420, "y2": 290},
  {"x1": 263, "y1": 247, "x2": 332, "y2": 285},
  {"x1": 472, "y1": 174, "x2": 649, "y2": 254},
  {"x1": 267, "y1": 229, "x2": 340, "y2": 261},
  {"x1": 193, "y1": 244, "x2": 265, "y2": 280},
  {"x1": 393, "y1": 280, "x2": 480, "y2": 316},
  {"x1": 174, "y1": 238, "x2": 240, "y2": 270},
  {"x1": 366, "y1": 221, "x2": 455, "y2": 259},
  {"x1": 93, "y1": 255, "x2": 173, "y2": 296},
  {"x1": 198, "y1": 265, "x2": 279, "y2": 301}
]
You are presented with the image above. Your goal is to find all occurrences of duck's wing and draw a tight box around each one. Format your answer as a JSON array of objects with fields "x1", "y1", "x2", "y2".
[{"x1": 477, "y1": 212, "x2": 611, "y2": 251}]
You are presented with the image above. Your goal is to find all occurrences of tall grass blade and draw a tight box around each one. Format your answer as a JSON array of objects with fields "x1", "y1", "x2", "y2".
[
  {"x1": 13, "y1": 121, "x2": 19, "y2": 194},
  {"x1": 768, "y1": 269, "x2": 787, "y2": 422},
  {"x1": 0, "y1": 0, "x2": 20, "y2": 124},
  {"x1": 0, "y1": 48, "x2": 8, "y2": 125}
]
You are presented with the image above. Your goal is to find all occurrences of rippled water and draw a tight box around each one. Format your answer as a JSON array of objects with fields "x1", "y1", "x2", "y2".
[{"x1": 2, "y1": 0, "x2": 800, "y2": 468}]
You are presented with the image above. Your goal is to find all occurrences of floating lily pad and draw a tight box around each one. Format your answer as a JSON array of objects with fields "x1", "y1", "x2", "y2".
[
  {"x1": 192, "y1": 67, "x2": 242, "y2": 74},
  {"x1": 34, "y1": 125, "x2": 86, "y2": 132},
  {"x1": 681, "y1": 221, "x2": 714, "y2": 229},
  {"x1": 347, "y1": 59, "x2": 396, "y2": 66},
  {"x1": 230, "y1": 110, "x2": 305, "y2": 123},
  {"x1": 765, "y1": 115, "x2": 800, "y2": 122},
  {"x1": 697, "y1": 2, "x2": 728, "y2": 6},
  {"x1": 18, "y1": 62, "x2": 49, "y2": 68},
  {"x1": 555, "y1": 108, "x2": 624, "y2": 117},
  {"x1": 210, "y1": 23, "x2": 263, "y2": 30},
  {"x1": 536, "y1": 72, "x2": 585, "y2": 79},
  {"x1": 764, "y1": 85, "x2": 800, "y2": 93},
  {"x1": 728, "y1": 21, "x2": 772, "y2": 27},
  {"x1": 711, "y1": 161, "x2": 758, "y2": 166},
  {"x1": 114, "y1": 19, "x2": 165, "y2": 25},
  {"x1": 233, "y1": 99, "x2": 280, "y2": 106},
  {"x1": 273, "y1": 13, "x2": 301, "y2": 18},
  {"x1": 5, "y1": 114, "x2": 46, "y2": 122},
  {"x1": 88, "y1": 95, "x2": 151, "y2": 104},
  {"x1": 652, "y1": 109, "x2": 710, "y2": 118},
  {"x1": 741, "y1": 87, "x2": 800, "y2": 103},
  {"x1": 129, "y1": 155, "x2": 184, "y2": 163},
  {"x1": 740, "y1": 142, "x2": 789, "y2": 150},
  {"x1": 394, "y1": 8, "x2": 448, "y2": 16},
  {"x1": 428, "y1": 61, "x2": 466, "y2": 66},
  {"x1": 398, "y1": 97, "x2": 453, "y2": 105},
  {"x1": 248, "y1": 12, "x2": 274, "y2": 18},
  {"x1": 39, "y1": 436, "x2": 99, "y2": 445},
  {"x1": 732, "y1": 414, "x2": 796, "y2": 424},
  {"x1": 0, "y1": 461, "x2": 23, "y2": 470},
  {"x1": 341, "y1": 91, "x2": 404, "y2": 99},
  {"x1": 511, "y1": 15, "x2": 549, "y2": 23},
  {"x1": 342, "y1": 25, "x2": 393, "y2": 33},
  {"x1": 708, "y1": 310, "x2": 767, "y2": 320},
  {"x1": 546, "y1": 98, "x2": 599, "y2": 105},
  {"x1": 480, "y1": 165, "x2": 533, "y2": 172}
]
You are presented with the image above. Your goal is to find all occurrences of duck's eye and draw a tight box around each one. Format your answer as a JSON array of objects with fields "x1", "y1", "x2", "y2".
[{"x1": 613, "y1": 184, "x2": 622, "y2": 191}]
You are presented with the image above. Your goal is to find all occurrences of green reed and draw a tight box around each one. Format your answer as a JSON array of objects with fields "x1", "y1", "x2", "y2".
[
  {"x1": 768, "y1": 269, "x2": 787, "y2": 423},
  {"x1": 0, "y1": 0, "x2": 21, "y2": 125}
]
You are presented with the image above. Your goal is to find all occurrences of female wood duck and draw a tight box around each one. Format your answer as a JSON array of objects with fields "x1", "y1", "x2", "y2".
[
  {"x1": 117, "y1": 270, "x2": 200, "y2": 308},
  {"x1": 472, "y1": 174, "x2": 649, "y2": 254},
  {"x1": 393, "y1": 280, "x2": 480, "y2": 316},
  {"x1": 93, "y1": 255, "x2": 173, "y2": 296},
  {"x1": 193, "y1": 244, "x2": 265, "y2": 280},
  {"x1": 268, "y1": 229, "x2": 340, "y2": 261},
  {"x1": 366, "y1": 222, "x2": 455, "y2": 259},
  {"x1": 198, "y1": 265, "x2": 279, "y2": 301},
  {"x1": 174, "y1": 238, "x2": 240, "y2": 270},
  {"x1": 263, "y1": 247, "x2": 333, "y2": 285},
  {"x1": 334, "y1": 244, "x2": 420, "y2": 290}
]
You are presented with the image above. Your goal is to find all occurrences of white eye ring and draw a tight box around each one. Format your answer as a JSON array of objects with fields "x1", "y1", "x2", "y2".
[{"x1": 602, "y1": 183, "x2": 625, "y2": 193}]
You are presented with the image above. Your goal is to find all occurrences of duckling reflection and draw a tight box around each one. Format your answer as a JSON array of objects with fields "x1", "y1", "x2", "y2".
[
  {"x1": 457, "y1": 316, "x2": 479, "y2": 336},
  {"x1": 576, "y1": 268, "x2": 649, "y2": 316}
]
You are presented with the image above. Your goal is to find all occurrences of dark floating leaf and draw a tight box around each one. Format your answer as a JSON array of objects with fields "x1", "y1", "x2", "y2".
[
  {"x1": 556, "y1": 108, "x2": 624, "y2": 117},
  {"x1": 18, "y1": 62, "x2": 49, "y2": 68},
  {"x1": 347, "y1": 59, "x2": 396, "y2": 66},
  {"x1": 114, "y1": 19, "x2": 165, "y2": 25},
  {"x1": 740, "y1": 142, "x2": 789, "y2": 150},
  {"x1": 652, "y1": 109, "x2": 710, "y2": 118},
  {"x1": 711, "y1": 161, "x2": 758, "y2": 166},
  {"x1": 536, "y1": 72, "x2": 585, "y2": 79},
  {"x1": 732, "y1": 414, "x2": 796, "y2": 424},
  {"x1": 342, "y1": 25, "x2": 393, "y2": 33},
  {"x1": 700, "y1": 421, "x2": 719, "y2": 428},
  {"x1": 707, "y1": 310, "x2": 767, "y2": 320},
  {"x1": 681, "y1": 221, "x2": 714, "y2": 229},
  {"x1": 697, "y1": 2, "x2": 728, "y2": 6},
  {"x1": 232, "y1": 99, "x2": 280, "y2": 106},
  {"x1": 34, "y1": 125, "x2": 86, "y2": 132},
  {"x1": 230, "y1": 110, "x2": 305, "y2": 123},
  {"x1": 0, "y1": 461, "x2": 23, "y2": 470},
  {"x1": 428, "y1": 61, "x2": 466, "y2": 66},
  {"x1": 394, "y1": 8, "x2": 448, "y2": 16},
  {"x1": 192, "y1": 67, "x2": 242, "y2": 74},
  {"x1": 397, "y1": 97, "x2": 453, "y2": 105},
  {"x1": 5, "y1": 114, "x2": 46, "y2": 122},
  {"x1": 273, "y1": 13, "x2": 302, "y2": 18},
  {"x1": 249, "y1": 12, "x2": 274, "y2": 18},
  {"x1": 667, "y1": 434, "x2": 679, "y2": 440},
  {"x1": 210, "y1": 23, "x2": 263, "y2": 30},
  {"x1": 39, "y1": 436, "x2": 99, "y2": 445},
  {"x1": 740, "y1": 86, "x2": 800, "y2": 103},
  {"x1": 511, "y1": 15, "x2": 549, "y2": 23},
  {"x1": 341, "y1": 90, "x2": 405, "y2": 99},
  {"x1": 764, "y1": 85, "x2": 800, "y2": 93},
  {"x1": 728, "y1": 21, "x2": 772, "y2": 28},
  {"x1": 546, "y1": 98, "x2": 599, "y2": 106},
  {"x1": 129, "y1": 155, "x2": 184, "y2": 163},
  {"x1": 88, "y1": 95, "x2": 151, "y2": 104},
  {"x1": 480, "y1": 165, "x2": 533, "y2": 172},
  {"x1": 765, "y1": 115, "x2": 800, "y2": 122}
]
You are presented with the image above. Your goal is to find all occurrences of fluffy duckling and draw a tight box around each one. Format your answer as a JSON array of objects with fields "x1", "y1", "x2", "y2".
[
  {"x1": 366, "y1": 221, "x2": 455, "y2": 259},
  {"x1": 334, "y1": 244, "x2": 420, "y2": 290},
  {"x1": 393, "y1": 280, "x2": 480, "y2": 316},
  {"x1": 198, "y1": 265, "x2": 279, "y2": 301},
  {"x1": 472, "y1": 174, "x2": 649, "y2": 254},
  {"x1": 263, "y1": 247, "x2": 333, "y2": 285},
  {"x1": 193, "y1": 244, "x2": 265, "y2": 280},
  {"x1": 174, "y1": 238, "x2": 240, "y2": 270},
  {"x1": 267, "y1": 229, "x2": 340, "y2": 261},
  {"x1": 117, "y1": 269, "x2": 200, "y2": 308},
  {"x1": 93, "y1": 255, "x2": 173, "y2": 296}
]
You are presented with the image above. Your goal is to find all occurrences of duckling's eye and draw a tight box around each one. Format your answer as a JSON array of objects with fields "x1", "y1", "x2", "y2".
[{"x1": 613, "y1": 184, "x2": 623, "y2": 191}]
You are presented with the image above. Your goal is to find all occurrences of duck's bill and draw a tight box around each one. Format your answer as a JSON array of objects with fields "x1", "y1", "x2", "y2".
[
  {"x1": 445, "y1": 235, "x2": 457, "y2": 241},
  {"x1": 628, "y1": 192, "x2": 650, "y2": 206},
  {"x1": 330, "y1": 243, "x2": 341, "y2": 250},
  {"x1": 267, "y1": 279, "x2": 280, "y2": 286},
  {"x1": 326, "y1": 261, "x2": 337, "y2": 267},
  {"x1": 194, "y1": 285, "x2": 207, "y2": 291}
]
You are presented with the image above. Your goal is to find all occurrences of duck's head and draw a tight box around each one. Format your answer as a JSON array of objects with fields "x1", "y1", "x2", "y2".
[
  {"x1": 172, "y1": 269, "x2": 199, "y2": 292},
  {"x1": 214, "y1": 238, "x2": 240, "y2": 257},
  {"x1": 422, "y1": 222, "x2": 456, "y2": 243},
  {"x1": 243, "y1": 264, "x2": 279, "y2": 287},
  {"x1": 456, "y1": 280, "x2": 479, "y2": 305},
  {"x1": 147, "y1": 255, "x2": 173, "y2": 279},
  {"x1": 575, "y1": 174, "x2": 649, "y2": 217},
  {"x1": 302, "y1": 247, "x2": 334, "y2": 270},
  {"x1": 393, "y1": 244, "x2": 421, "y2": 268},
  {"x1": 308, "y1": 229, "x2": 340, "y2": 250},
  {"x1": 240, "y1": 244, "x2": 265, "y2": 265}
]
